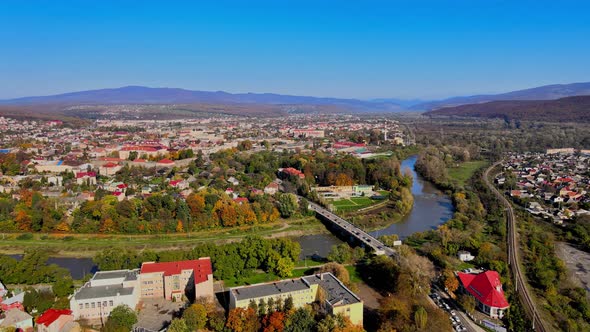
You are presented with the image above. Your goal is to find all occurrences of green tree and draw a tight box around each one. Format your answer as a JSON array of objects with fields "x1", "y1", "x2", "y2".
[
  {"x1": 283, "y1": 296, "x2": 294, "y2": 312},
  {"x1": 183, "y1": 303, "x2": 207, "y2": 330},
  {"x1": 53, "y1": 276, "x2": 74, "y2": 298},
  {"x1": 277, "y1": 193, "x2": 298, "y2": 218},
  {"x1": 284, "y1": 307, "x2": 315, "y2": 332},
  {"x1": 274, "y1": 257, "x2": 294, "y2": 278},
  {"x1": 327, "y1": 243, "x2": 353, "y2": 264},
  {"x1": 458, "y1": 294, "x2": 475, "y2": 314},
  {"x1": 104, "y1": 305, "x2": 137, "y2": 332},
  {"x1": 414, "y1": 306, "x2": 428, "y2": 330},
  {"x1": 167, "y1": 318, "x2": 189, "y2": 332}
]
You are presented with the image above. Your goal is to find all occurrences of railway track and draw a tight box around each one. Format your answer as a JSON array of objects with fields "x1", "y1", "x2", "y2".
[{"x1": 483, "y1": 162, "x2": 548, "y2": 332}]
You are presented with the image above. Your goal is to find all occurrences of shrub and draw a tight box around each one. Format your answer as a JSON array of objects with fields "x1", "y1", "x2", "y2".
[{"x1": 16, "y1": 233, "x2": 34, "y2": 240}]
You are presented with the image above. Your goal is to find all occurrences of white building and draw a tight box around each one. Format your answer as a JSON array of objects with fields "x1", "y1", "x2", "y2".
[
  {"x1": 457, "y1": 250, "x2": 475, "y2": 262},
  {"x1": 70, "y1": 270, "x2": 140, "y2": 322}
]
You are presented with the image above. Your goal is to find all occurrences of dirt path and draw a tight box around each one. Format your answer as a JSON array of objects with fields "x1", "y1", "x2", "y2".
[{"x1": 355, "y1": 282, "x2": 383, "y2": 309}]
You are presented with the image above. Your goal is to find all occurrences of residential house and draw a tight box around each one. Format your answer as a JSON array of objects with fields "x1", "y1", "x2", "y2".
[
  {"x1": 0, "y1": 308, "x2": 33, "y2": 331},
  {"x1": 36, "y1": 309, "x2": 79, "y2": 332},
  {"x1": 156, "y1": 159, "x2": 175, "y2": 168},
  {"x1": 264, "y1": 182, "x2": 279, "y2": 195},
  {"x1": 1, "y1": 292, "x2": 25, "y2": 312},
  {"x1": 75, "y1": 172, "x2": 97, "y2": 185},
  {"x1": 457, "y1": 271, "x2": 509, "y2": 319}
]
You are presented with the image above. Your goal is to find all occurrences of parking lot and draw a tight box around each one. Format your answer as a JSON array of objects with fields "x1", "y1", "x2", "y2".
[{"x1": 429, "y1": 285, "x2": 486, "y2": 332}]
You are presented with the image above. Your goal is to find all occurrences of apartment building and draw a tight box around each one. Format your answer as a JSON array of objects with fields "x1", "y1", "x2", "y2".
[
  {"x1": 139, "y1": 257, "x2": 214, "y2": 302},
  {"x1": 229, "y1": 273, "x2": 363, "y2": 326}
]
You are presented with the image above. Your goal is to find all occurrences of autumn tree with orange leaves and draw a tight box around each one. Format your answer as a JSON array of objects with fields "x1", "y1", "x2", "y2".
[{"x1": 226, "y1": 307, "x2": 258, "y2": 332}]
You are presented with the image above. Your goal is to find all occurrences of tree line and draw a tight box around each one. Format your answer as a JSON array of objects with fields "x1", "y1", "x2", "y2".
[{"x1": 94, "y1": 236, "x2": 301, "y2": 281}]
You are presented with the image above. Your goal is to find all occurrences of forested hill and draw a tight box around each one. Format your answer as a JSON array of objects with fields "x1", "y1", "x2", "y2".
[{"x1": 424, "y1": 95, "x2": 590, "y2": 122}]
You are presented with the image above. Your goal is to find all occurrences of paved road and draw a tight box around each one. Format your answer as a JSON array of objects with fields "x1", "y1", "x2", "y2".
[
  {"x1": 430, "y1": 286, "x2": 483, "y2": 332},
  {"x1": 483, "y1": 162, "x2": 547, "y2": 332},
  {"x1": 306, "y1": 200, "x2": 396, "y2": 256}
]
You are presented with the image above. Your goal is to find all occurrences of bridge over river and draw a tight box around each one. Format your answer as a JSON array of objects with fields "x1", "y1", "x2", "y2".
[{"x1": 306, "y1": 200, "x2": 396, "y2": 256}]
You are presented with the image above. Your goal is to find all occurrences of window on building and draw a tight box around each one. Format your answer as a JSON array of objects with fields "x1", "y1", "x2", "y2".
[
  {"x1": 103, "y1": 301, "x2": 107, "y2": 307},
  {"x1": 79, "y1": 304, "x2": 83, "y2": 309},
  {"x1": 98, "y1": 302, "x2": 101, "y2": 307},
  {"x1": 85, "y1": 303, "x2": 89, "y2": 309},
  {"x1": 92, "y1": 302, "x2": 96, "y2": 308},
  {"x1": 109, "y1": 300, "x2": 114, "y2": 306}
]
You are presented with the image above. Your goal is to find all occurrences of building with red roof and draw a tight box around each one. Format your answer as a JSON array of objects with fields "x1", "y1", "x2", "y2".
[
  {"x1": 99, "y1": 162, "x2": 122, "y2": 176},
  {"x1": 157, "y1": 158, "x2": 175, "y2": 167},
  {"x1": 279, "y1": 167, "x2": 305, "y2": 179},
  {"x1": 36, "y1": 309, "x2": 76, "y2": 332},
  {"x1": 457, "y1": 270, "x2": 509, "y2": 318},
  {"x1": 139, "y1": 258, "x2": 213, "y2": 301},
  {"x1": 75, "y1": 172, "x2": 97, "y2": 185}
]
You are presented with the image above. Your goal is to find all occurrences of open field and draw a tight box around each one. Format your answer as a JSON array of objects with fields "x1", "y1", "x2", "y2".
[
  {"x1": 447, "y1": 160, "x2": 488, "y2": 186},
  {"x1": 330, "y1": 196, "x2": 378, "y2": 212},
  {"x1": 0, "y1": 217, "x2": 327, "y2": 257}
]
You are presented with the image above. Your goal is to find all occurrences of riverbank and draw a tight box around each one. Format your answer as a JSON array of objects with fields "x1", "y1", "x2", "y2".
[{"x1": 0, "y1": 217, "x2": 329, "y2": 258}]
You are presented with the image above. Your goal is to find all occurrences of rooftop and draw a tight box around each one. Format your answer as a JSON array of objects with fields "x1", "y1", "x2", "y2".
[
  {"x1": 230, "y1": 273, "x2": 361, "y2": 307},
  {"x1": 457, "y1": 270, "x2": 509, "y2": 309},
  {"x1": 73, "y1": 283, "x2": 135, "y2": 301},
  {"x1": 93, "y1": 269, "x2": 138, "y2": 282},
  {"x1": 303, "y1": 273, "x2": 361, "y2": 306},
  {"x1": 140, "y1": 258, "x2": 212, "y2": 284},
  {"x1": 36, "y1": 309, "x2": 72, "y2": 327},
  {"x1": 0, "y1": 309, "x2": 32, "y2": 327},
  {"x1": 231, "y1": 278, "x2": 309, "y2": 301}
]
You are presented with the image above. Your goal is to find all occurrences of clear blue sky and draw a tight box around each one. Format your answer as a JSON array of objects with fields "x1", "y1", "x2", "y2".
[{"x1": 1, "y1": 0, "x2": 589, "y2": 99}]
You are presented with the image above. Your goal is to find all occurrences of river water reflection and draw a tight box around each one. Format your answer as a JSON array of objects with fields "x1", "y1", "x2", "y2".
[{"x1": 296, "y1": 155, "x2": 454, "y2": 259}]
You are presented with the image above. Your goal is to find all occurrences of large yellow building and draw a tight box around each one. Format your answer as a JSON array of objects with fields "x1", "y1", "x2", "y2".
[{"x1": 229, "y1": 273, "x2": 363, "y2": 326}]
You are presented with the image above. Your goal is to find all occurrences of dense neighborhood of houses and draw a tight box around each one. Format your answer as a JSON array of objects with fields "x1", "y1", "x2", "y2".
[{"x1": 498, "y1": 149, "x2": 590, "y2": 224}]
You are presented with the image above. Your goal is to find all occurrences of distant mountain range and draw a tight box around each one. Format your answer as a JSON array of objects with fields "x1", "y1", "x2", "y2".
[
  {"x1": 0, "y1": 86, "x2": 403, "y2": 112},
  {"x1": 424, "y1": 95, "x2": 590, "y2": 122},
  {"x1": 411, "y1": 82, "x2": 590, "y2": 110},
  {"x1": 1, "y1": 82, "x2": 589, "y2": 119}
]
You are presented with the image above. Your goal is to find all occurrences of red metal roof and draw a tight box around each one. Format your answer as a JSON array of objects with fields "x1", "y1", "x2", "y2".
[
  {"x1": 457, "y1": 271, "x2": 509, "y2": 309},
  {"x1": 158, "y1": 158, "x2": 174, "y2": 164},
  {"x1": 36, "y1": 309, "x2": 72, "y2": 327},
  {"x1": 140, "y1": 258, "x2": 212, "y2": 284},
  {"x1": 76, "y1": 172, "x2": 96, "y2": 178}
]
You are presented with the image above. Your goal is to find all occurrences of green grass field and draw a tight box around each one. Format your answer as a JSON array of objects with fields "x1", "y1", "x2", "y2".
[
  {"x1": 331, "y1": 196, "x2": 377, "y2": 212},
  {"x1": 447, "y1": 160, "x2": 488, "y2": 187}
]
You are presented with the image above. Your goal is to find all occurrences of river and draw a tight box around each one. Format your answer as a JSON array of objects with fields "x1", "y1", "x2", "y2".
[
  {"x1": 9, "y1": 254, "x2": 97, "y2": 280},
  {"x1": 6, "y1": 156, "x2": 453, "y2": 277},
  {"x1": 297, "y1": 155, "x2": 454, "y2": 259}
]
